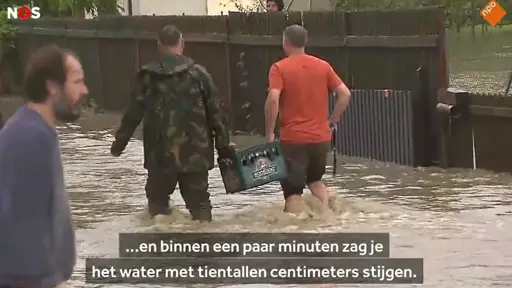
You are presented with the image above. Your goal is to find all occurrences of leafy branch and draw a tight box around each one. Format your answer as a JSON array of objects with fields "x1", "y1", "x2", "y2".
[
  {"x1": 0, "y1": 11, "x2": 16, "y2": 50},
  {"x1": 222, "y1": 0, "x2": 296, "y2": 12}
]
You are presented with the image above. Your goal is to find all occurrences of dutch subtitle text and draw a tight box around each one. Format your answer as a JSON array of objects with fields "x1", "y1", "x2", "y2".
[
  {"x1": 92, "y1": 264, "x2": 410, "y2": 280},
  {"x1": 85, "y1": 258, "x2": 424, "y2": 284},
  {"x1": 130, "y1": 239, "x2": 384, "y2": 256},
  {"x1": 119, "y1": 233, "x2": 390, "y2": 257}
]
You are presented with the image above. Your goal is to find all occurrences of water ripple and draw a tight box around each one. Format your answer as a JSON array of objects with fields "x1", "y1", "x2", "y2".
[{"x1": 49, "y1": 123, "x2": 512, "y2": 288}]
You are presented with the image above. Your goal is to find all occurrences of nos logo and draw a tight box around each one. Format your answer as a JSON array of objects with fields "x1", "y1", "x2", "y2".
[{"x1": 7, "y1": 6, "x2": 41, "y2": 19}]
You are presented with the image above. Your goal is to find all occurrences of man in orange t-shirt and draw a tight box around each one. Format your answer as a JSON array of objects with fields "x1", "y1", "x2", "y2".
[{"x1": 264, "y1": 25, "x2": 351, "y2": 213}]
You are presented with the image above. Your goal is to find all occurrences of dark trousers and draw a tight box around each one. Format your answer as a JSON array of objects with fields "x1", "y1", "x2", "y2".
[
  {"x1": 145, "y1": 169, "x2": 212, "y2": 221},
  {"x1": 279, "y1": 142, "x2": 330, "y2": 199}
]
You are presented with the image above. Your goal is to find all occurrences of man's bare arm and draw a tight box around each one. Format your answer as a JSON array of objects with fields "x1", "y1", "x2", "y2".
[
  {"x1": 265, "y1": 64, "x2": 283, "y2": 141},
  {"x1": 330, "y1": 82, "x2": 351, "y2": 124},
  {"x1": 265, "y1": 88, "x2": 280, "y2": 140}
]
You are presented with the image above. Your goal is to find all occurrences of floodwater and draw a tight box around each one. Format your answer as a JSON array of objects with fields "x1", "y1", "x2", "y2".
[
  {"x1": 59, "y1": 112, "x2": 510, "y2": 288},
  {"x1": 0, "y1": 98, "x2": 509, "y2": 287},
  {"x1": 1, "y1": 27, "x2": 512, "y2": 288},
  {"x1": 447, "y1": 26, "x2": 512, "y2": 94}
]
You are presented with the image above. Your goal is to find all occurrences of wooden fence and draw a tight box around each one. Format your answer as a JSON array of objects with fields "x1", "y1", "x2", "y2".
[
  {"x1": 8, "y1": 9, "x2": 445, "y2": 127},
  {"x1": 4, "y1": 8, "x2": 450, "y2": 167},
  {"x1": 438, "y1": 89, "x2": 512, "y2": 173},
  {"x1": 4, "y1": 10, "x2": 512, "y2": 176}
]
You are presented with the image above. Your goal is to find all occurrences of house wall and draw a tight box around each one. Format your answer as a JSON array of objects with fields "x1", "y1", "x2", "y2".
[
  {"x1": 116, "y1": 0, "x2": 209, "y2": 15},
  {"x1": 114, "y1": 0, "x2": 334, "y2": 16},
  {"x1": 208, "y1": 0, "x2": 245, "y2": 14},
  {"x1": 288, "y1": 0, "x2": 335, "y2": 11},
  {"x1": 209, "y1": 0, "x2": 335, "y2": 14}
]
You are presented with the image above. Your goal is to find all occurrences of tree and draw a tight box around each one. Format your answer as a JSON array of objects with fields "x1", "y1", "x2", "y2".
[
  {"x1": 222, "y1": 0, "x2": 298, "y2": 12},
  {"x1": 225, "y1": 0, "x2": 511, "y2": 31},
  {"x1": 334, "y1": 0, "x2": 511, "y2": 32},
  {"x1": 220, "y1": 0, "x2": 264, "y2": 12},
  {"x1": 1, "y1": 0, "x2": 122, "y2": 18}
]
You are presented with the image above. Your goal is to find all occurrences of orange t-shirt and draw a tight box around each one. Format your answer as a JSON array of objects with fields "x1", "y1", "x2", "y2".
[{"x1": 268, "y1": 54, "x2": 343, "y2": 144}]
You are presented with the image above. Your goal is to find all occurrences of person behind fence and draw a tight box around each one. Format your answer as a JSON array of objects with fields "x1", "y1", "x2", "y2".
[
  {"x1": 266, "y1": 0, "x2": 284, "y2": 11},
  {"x1": 110, "y1": 25, "x2": 234, "y2": 222},
  {"x1": 0, "y1": 45, "x2": 89, "y2": 288},
  {"x1": 264, "y1": 25, "x2": 351, "y2": 214}
]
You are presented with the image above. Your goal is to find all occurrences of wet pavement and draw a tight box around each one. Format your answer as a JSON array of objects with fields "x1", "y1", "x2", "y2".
[{"x1": 1, "y1": 97, "x2": 512, "y2": 287}]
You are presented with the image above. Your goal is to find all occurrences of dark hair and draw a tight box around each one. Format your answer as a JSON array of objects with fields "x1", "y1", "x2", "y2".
[
  {"x1": 267, "y1": 0, "x2": 284, "y2": 11},
  {"x1": 283, "y1": 25, "x2": 308, "y2": 48},
  {"x1": 23, "y1": 45, "x2": 75, "y2": 103},
  {"x1": 158, "y1": 25, "x2": 182, "y2": 46}
]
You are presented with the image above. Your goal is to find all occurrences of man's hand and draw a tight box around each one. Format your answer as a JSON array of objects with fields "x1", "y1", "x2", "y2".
[
  {"x1": 265, "y1": 133, "x2": 275, "y2": 142},
  {"x1": 217, "y1": 144, "x2": 236, "y2": 160},
  {"x1": 110, "y1": 141, "x2": 123, "y2": 157},
  {"x1": 329, "y1": 120, "x2": 336, "y2": 131}
]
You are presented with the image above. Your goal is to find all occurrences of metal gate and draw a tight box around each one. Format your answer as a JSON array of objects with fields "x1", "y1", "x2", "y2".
[{"x1": 329, "y1": 89, "x2": 422, "y2": 166}]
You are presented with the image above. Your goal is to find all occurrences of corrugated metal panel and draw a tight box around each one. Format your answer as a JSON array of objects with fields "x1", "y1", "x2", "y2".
[{"x1": 329, "y1": 89, "x2": 416, "y2": 166}]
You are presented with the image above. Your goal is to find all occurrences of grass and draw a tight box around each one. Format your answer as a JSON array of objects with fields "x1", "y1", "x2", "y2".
[{"x1": 446, "y1": 24, "x2": 512, "y2": 93}]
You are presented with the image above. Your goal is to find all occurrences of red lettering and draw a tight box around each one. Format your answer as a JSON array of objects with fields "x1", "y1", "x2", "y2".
[{"x1": 17, "y1": 6, "x2": 31, "y2": 19}]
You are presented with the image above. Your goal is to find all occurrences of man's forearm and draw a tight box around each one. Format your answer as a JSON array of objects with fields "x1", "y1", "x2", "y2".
[
  {"x1": 203, "y1": 85, "x2": 230, "y2": 147},
  {"x1": 264, "y1": 100, "x2": 279, "y2": 136},
  {"x1": 114, "y1": 73, "x2": 148, "y2": 146},
  {"x1": 211, "y1": 111, "x2": 231, "y2": 148},
  {"x1": 330, "y1": 93, "x2": 350, "y2": 123},
  {"x1": 114, "y1": 101, "x2": 144, "y2": 146}
]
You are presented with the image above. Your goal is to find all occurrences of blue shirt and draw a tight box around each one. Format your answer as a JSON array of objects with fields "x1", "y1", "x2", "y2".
[{"x1": 0, "y1": 105, "x2": 76, "y2": 287}]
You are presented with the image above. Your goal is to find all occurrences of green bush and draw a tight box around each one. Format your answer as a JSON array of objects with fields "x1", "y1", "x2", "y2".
[{"x1": 0, "y1": 11, "x2": 16, "y2": 50}]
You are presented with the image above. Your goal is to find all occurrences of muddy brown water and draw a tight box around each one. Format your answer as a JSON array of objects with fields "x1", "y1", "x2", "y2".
[
  {"x1": 0, "y1": 28, "x2": 511, "y2": 287},
  {"x1": 1, "y1": 97, "x2": 511, "y2": 287}
]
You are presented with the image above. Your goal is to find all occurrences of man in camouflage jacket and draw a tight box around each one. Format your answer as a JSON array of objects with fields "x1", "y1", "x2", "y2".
[{"x1": 110, "y1": 25, "x2": 234, "y2": 221}]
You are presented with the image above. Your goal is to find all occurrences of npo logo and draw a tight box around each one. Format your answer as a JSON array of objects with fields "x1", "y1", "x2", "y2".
[
  {"x1": 7, "y1": 6, "x2": 41, "y2": 20},
  {"x1": 480, "y1": 0, "x2": 507, "y2": 26},
  {"x1": 482, "y1": 1, "x2": 496, "y2": 13}
]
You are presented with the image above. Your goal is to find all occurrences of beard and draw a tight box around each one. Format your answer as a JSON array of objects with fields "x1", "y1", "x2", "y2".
[{"x1": 53, "y1": 93, "x2": 81, "y2": 123}]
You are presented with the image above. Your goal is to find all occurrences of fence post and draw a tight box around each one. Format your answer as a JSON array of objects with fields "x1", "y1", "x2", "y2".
[
  {"x1": 437, "y1": 88, "x2": 473, "y2": 168},
  {"x1": 413, "y1": 66, "x2": 432, "y2": 166}
]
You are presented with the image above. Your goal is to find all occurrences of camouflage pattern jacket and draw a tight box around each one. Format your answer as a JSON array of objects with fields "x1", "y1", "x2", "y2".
[{"x1": 113, "y1": 54, "x2": 231, "y2": 172}]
